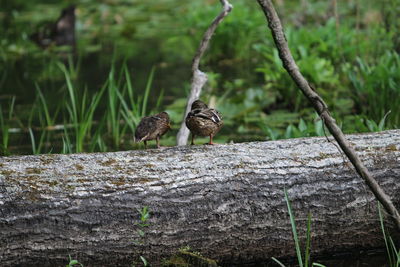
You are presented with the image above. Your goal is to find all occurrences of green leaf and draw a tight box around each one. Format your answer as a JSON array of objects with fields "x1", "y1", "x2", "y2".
[
  {"x1": 298, "y1": 119, "x2": 307, "y2": 133},
  {"x1": 366, "y1": 119, "x2": 378, "y2": 132},
  {"x1": 378, "y1": 110, "x2": 391, "y2": 131},
  {"x1": 305, "y1": 212, "x2": 312, "y2": 267},
  {"x1": 140, "y1": 256, "x2": 148, "y2": 266},
  {"x1": 314, "y1": 119, "x2": 324, "y2": 137},
  {"x1": 141, "y1": 67, "x2": 155, "y2": 117},
  {"x1": 137, "y1": 229, "x2": 145, "y2": 237},
  {"x1": 285, "y1": 125, "x2": 294, "y2": 139}
]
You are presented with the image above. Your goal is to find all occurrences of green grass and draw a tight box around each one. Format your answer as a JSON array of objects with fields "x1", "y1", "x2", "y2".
[
  {"x1": 28, "y1": 127, "x2": 50, "y2": 155},
  {"x1": 378, "y1": 202, "x2": 400, "y2": 267},
  {"x1": 272, "y1": 192, "x2": 400, "y2": 267},
  {"x1": 62, "y1": 127, "x2": 73, "y2": 154},
  {"x1": 35, "y1": 83, "x2": 56, "y2": 127},
  {"x1": 105, "y1": 65, "x2": 123, "y2": 149},
  {"x1": 0, "y1": 97, "x2": 15, "y2": 156},
  {"x1": 14, "y1": 61, "x2": 164, "y2": 154},
  {"x1": 271, "y1": 189, "x2": 326, "y2": 267},
  {"x1": 61, "y1": 62, "x2": 106, "y2": 153}
]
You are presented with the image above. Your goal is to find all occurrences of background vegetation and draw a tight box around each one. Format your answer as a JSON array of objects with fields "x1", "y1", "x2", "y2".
[{"x1": 0, "y1": 0, "x2": 399, "y2": 155}]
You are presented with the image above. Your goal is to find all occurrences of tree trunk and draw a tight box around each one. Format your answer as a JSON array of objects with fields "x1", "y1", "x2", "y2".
[{"x1": 1, "y1": 130, "x2": 399, "y2": 266}]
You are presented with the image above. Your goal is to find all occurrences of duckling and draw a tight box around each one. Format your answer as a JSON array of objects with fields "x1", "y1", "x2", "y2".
[
  {"x1": 134, "y1": 112, "x2": 170, "y2": 149},
  {"x1": 185, "y1": 100, "x2": 223, "y2": 145}
]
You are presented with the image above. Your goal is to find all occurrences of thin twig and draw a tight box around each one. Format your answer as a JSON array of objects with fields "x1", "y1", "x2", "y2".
[
  {"x1": 176, "y1": 0, "x2": 233, "y2": 146},
  {"x1": 257, "y1": 0, "x2": 400, "y2": 231}
]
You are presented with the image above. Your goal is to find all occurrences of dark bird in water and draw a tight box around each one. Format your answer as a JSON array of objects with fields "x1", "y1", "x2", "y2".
[
  {"x1": 134, "y1": 112, "x2": 171, "y2": 149},
  {"x1": 30, "y1": 5, "x2": 76, "y2": 49},
  {"x1": 185, "y1": 100, "x2": 223, "y2": 145}
]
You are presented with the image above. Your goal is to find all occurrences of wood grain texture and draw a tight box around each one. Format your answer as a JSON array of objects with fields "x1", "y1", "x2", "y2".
[{"x1": 1, "y1": 130, "x2": 399, "y2": 266}]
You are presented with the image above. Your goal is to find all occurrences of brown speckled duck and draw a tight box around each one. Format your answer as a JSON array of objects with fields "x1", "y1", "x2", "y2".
[
  {"x1": 185, "y1": 100, "x2": 223, "y2": 145},
  {"x1": 134, "y1": 112, "x2": 170, "y2": 148}
]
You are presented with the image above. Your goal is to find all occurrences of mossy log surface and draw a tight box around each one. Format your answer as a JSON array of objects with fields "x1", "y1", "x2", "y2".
[{"x1": 1, "y1": 130, "x2": 400, "y2": 266}]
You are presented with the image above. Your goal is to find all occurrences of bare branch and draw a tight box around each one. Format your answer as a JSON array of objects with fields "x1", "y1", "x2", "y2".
[
  {"x1": 256, "y1": 0, "x2": 400, "y2": 231},
  {"x1": 176, "y1": 0, "x2": 233, "y2": 146}
]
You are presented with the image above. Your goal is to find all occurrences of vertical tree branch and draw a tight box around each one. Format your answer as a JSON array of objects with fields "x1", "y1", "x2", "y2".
[
  {"x1": 332, "y1": 0, "x2": 341, "y2": 46},
  {"x1": 256, "y1": 0, "x2": 400, "y2": 231},
  {"x1": 176, "y1": 0, "x2": 233, "y2": 146}
]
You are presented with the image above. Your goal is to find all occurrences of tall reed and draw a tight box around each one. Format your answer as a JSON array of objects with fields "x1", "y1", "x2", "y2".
[
  {"x1": 59, "y1": 62, "x2": 106, "y2": 153},
  {"x1": 0, "y1": 97, "x2": 15, "y2": 156}
]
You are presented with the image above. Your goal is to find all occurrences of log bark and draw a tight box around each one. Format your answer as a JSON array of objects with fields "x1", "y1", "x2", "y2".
[{"x1": 1, "y1": 130, "x2": 400, "y2": 266}]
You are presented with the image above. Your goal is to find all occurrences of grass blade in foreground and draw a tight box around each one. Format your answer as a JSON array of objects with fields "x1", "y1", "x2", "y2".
[
  {"x1": 141, "y1": 67, "x2": 155, "y2": 117},
  {"x1": 271, "y1": 257, "x2": 286, "y2": 267},
  {"x1": 275, "y1": 189, "x2": 326, "y2": 267},
  {"x1": 379, "y1": 202, "x2": 400, "y2": 267},
  {"x1": 304, "y1": 212, "x2": 312, "y2": 267},
  {"x1": 284, "y1": 188, "x2": 303, "y2": 267}
]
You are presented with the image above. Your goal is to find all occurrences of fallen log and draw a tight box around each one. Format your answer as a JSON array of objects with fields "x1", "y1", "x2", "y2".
[{"x1": 1, "y1": 130, "x2": 399, "y2": 266}]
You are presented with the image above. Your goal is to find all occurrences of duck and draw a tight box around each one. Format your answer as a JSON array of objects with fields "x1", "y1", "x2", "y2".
[
  {"x1": 134, "y1": 112, "x2": 171, "y2": 148},
  {"x1": 185, "y1": 100, "x2": 223, "y2": 145},
  {"x1": 30, "y1": 5, "x2": 76, "y2": 49}
]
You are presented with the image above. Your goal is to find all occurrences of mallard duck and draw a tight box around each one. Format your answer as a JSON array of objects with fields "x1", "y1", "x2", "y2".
[
  {"x1": 134, "y1": 112, "x2": 170, "y2": 148},
  {"x1": 185, "y1": 100, "x2": 223, "y2": 145},
  {"x1": 30, "y1": 5, "x2": 76, "y2": 48}
]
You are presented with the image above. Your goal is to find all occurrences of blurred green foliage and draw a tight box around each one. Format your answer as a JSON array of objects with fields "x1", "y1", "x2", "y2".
[{"x1": 0, "y1": 0, "x2": 399, "y2": 155}]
